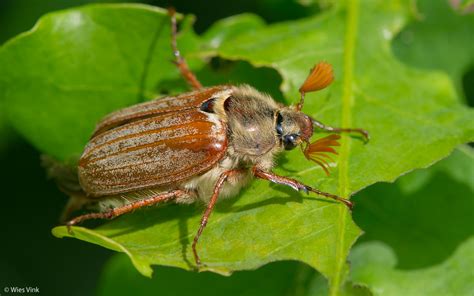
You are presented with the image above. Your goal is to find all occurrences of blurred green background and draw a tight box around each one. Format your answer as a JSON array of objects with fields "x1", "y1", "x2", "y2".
[{"x1": 0, "y1": 0, "x2": 472, "y2": 295}]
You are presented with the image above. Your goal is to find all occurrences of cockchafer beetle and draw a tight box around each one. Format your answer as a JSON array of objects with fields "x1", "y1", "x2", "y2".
[{"x1": 63, "y1": 9, "x2": 369, "y2": 267}]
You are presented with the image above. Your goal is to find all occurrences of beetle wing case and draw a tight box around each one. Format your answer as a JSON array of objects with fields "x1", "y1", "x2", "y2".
[{"x1": 78, "y1": 86, "x2": 231, "y2": 197}]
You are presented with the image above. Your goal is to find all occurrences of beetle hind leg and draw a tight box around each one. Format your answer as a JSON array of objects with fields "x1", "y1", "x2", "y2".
[
  {"x1": 65, "y1": 189, "x2": 186, "y2": 232},
  {"x1": 168, "y1": 8, "x2": 203, "y2": 90}
]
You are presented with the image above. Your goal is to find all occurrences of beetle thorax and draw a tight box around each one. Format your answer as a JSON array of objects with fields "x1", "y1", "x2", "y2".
[{"x1": 217, "y1": 85, "x2": 282, "y2": 169}]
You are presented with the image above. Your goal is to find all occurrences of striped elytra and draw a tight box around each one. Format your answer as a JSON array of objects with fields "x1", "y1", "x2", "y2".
[{"x1": 78, "y1": 86, "x2": 229, "y2": 197}]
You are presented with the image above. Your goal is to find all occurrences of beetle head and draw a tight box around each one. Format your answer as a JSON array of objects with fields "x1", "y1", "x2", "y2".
[
  {"x1": 275, "y1": 109, "x2": 313, "y2": 150},
  {"x1": 275, "y1": 108, "x2": 340, "y2": 175},
  {"x1": 276, "y1": 61, "x2": 340, "y2": 175}
]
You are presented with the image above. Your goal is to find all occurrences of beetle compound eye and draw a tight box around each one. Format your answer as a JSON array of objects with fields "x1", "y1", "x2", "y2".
[
  {"x1": 200, "y1": 98, "x2": 216, "y2": 113},
  {"x1": 283, "y1": 134, "x2": 299, "y2": 150}
]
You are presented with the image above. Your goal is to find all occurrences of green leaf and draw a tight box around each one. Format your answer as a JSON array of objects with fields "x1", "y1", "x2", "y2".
[
  {"x1": 1, "y1": 1, "x2": 473, "y2": 294},
  {"x1": 344, "y1": 146, "x2": 474, "y2": 295},
  {"x1": 397, "y1": 145, "x2": 474, "y2": 193},
  {"x1": 353, "y1": 146, "x2": 474, "y2": 269},
  {"x1": 392, "y1": 0, "x2": 474, "y2": 102},
  {"x1": 348, "y1": 238, "x2": 474, "y2": 295},
  {"x1": 97, "y1": 256, "x2": 319, "y2": 296},
  {"x1": 345, "y1": 145, "x2": 474, "y2": 295},
  {"x1": 202, "y1": 13, "x2": 266, "y2": 49}
]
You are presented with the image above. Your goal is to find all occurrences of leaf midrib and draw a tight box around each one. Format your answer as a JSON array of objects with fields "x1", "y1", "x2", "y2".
[{"x1": 331, "y1": 0, "x2": 359, "y2": 295}]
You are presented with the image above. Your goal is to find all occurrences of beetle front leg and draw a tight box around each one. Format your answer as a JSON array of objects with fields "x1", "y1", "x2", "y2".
[
  {"x1": 312, "y1": 119, "x2": 369, "y2": 143},
  {"x1": 168, "y1": 8, "x2": 203, "y2": 90},
  {"x1": 252, "y1": 167, "x2": 353, "y2": 209},
  {"x1": 192, "y1": 169, "x2": 242, "y2": 267}
]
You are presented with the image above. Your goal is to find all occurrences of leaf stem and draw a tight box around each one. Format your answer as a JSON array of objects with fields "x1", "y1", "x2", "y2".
[{"x1": 331, "y1": 0, "x2": 359, "y2": 295}]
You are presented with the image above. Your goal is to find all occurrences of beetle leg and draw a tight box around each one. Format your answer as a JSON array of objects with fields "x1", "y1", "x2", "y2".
[
  {"x1": 192, "y1": 169, "x2": 241, "y2": 267},
  {"x1": 252, "y1": 167, "x2": 353, "y2": 209},
  {"x1": 168, "y1": 8, "x2": 203, "y2": 90},
  {"x1": 312, "y1": 119, "x2": 369, "y2": 143},
  {"x1": 66, "y1": 189, "x2": 186, "y2": 232}
]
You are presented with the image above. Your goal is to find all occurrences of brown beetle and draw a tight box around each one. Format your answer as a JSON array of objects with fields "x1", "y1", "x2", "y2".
[{"x1": 64, "y1": 9, "x2": 368, "y2": 267}]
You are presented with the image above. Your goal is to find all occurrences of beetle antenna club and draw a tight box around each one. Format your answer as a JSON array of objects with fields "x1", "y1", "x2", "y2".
[
  {"x1": 296, "y1": 62, "x2": 370, "y2": 142},
  {"x1": 62, "y1": 9, "x2": 369, "y2": 268},
  {"x1": 297, "y1": 61, "x2": 334, "y2": 111}
]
